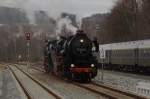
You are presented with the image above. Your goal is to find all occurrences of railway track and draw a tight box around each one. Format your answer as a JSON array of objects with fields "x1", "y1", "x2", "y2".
[
  {"x1": 18, "y1": 64, "x2": 148, "y2": 99},
  {"x1": 30, "y1": 66, "x2": 45, "y2": 73},
  {"x1": 13, "y1": 64, "x2": 108, "y2": 99},
  {"x1": 91, "y1": 82, "x2": 147, "y2": 99},
  {"x1": 74, "y1": 83, "x2": 147, "y2": 99},
  {"x1": 8, "y1": 66, "x2": 32, "y2": 99},
  {"x1": 8, "y1": 65, "x2": 62, "y2": 99}
]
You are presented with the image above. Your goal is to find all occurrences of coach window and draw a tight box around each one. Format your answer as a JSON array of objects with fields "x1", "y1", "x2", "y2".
[{"x1": 148, "y1": 90, "x2": 150, "y2": 94}]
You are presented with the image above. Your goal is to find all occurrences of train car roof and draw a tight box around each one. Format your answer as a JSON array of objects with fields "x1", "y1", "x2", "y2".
[{"x1": 99, "y1": 39, "x2": 150, "y2": 50}]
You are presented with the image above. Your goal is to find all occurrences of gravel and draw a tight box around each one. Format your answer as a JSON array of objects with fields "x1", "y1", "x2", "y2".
[
  {"x1": 31, "y1": 70, "x2": 108, "y2": 99},
  {"x1": 18, "y1": 64, "x2": 108, "y2": 99},
  {"x1": 0, "y1": 69, "x2": 23, "y2": 99},
  {"x1": 11, "y1": 65, "x2": 57, "y2": 99},
  {"x1": 94, "y1": 70, "x2": 150, "y2": 98},
  {"x1": 16, "y1": 64, "x2": 150, "y2": 98}
]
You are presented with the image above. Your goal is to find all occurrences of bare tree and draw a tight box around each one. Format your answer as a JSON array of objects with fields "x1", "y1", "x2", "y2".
[
  {"x1": 104, "y1": 0, "x2": 139, "y2": 42},
  {"x1": 140, "y1": 0, "x2": 150, "y2": 39}
]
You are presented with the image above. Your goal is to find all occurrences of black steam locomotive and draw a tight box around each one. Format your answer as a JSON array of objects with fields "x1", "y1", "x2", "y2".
[{"x1": 43, "y1": 30, "x2": 98, "y2": 81}]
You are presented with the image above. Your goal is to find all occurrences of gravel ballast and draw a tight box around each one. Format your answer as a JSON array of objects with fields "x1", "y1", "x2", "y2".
[{"x1": 94, "y1": 70, "x2": 150, "y2": 98}]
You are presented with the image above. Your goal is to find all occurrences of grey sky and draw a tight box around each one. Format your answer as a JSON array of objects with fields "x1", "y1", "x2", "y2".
[{"x1": 0, "y1": 0, "x2": 117, "y2": 18}]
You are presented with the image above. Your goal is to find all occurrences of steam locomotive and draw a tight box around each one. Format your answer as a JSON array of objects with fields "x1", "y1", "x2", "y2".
[{"x1": 43, "y1": 30, "x2": 99, "y2": 81}]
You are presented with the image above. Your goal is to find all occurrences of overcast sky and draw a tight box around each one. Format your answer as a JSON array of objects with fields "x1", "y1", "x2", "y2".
[{"x1": 0, "y1": 0, "x2": 117, "y2": 18}]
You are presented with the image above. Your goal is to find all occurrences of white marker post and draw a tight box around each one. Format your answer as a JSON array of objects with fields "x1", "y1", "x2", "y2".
[
  {"x1": 25, "y1": 32, "x2": 31, "y2": 71},
  {"x1": 99, "y1": 47, "x2": 106, "y2": 83}
]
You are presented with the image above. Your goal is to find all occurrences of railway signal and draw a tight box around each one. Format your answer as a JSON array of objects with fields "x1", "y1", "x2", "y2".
[
  {"x1": 25, "y1": 32, "x2": 31, "y2": 40},
  {"x1": 25, "y1": 32, "x2": 31, "y2": 71}
]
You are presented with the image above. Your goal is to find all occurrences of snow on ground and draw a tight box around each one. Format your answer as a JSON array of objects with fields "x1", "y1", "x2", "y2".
[{"x1": 94, "y1": 70, "x2": 150, "y2": 98}]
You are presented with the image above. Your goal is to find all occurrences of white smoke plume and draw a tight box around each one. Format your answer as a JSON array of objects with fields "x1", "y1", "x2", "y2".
[
  {"x1": 33, "y1": 29, "x2": 43, "y2": 38},
  {"x1": 56, "y1": 16, "x2": 78, "y2": 36},
  {"x1": 0, "y1": 0, "x2": 117, "y2": 24},
  {"x1": 16, "y1": 25, "x2": 24, "y2": 38},
  {"x1": 0, "y1": 0, "x2": 116, "y2": 39},
  {"x1": 0, "y1": 0, "x2": 79, "y2": 38},
  {"x1": 1, "y1": 1, "x2": 79, "y2": 27},
  {"x1": 0, "y1": 0, "x2": 66, "y2": 24}
]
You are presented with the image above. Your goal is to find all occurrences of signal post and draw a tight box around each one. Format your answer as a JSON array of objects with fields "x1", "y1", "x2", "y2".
[
  {"x1": 99, "y1": 47, "x2": 106, "y2": 83},
  {"x1": 25, "y1": 32, "x2": 31, "y2": 71}
]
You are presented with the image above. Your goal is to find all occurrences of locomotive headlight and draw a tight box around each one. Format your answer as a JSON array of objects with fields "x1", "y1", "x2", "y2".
[
  {"x1": 80, "y1": 39, "x2": 84, "y2": 43},
  {"x1": 71, "y1": 64, "x2": 75, "y2": 68},
  {"x1": 91, "y1": 64, "x2": 95, "y2": 67}
]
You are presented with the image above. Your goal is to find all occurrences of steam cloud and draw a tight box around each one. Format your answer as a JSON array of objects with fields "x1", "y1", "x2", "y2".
[
  {"x1": 0, "y1": 0, "x2": 68, "y2": 24},
  {"x1": 0, "y1": 0, "x2": 117, "y2": 23},
  {"x1": 0, "y1": 0, "x2": 116, "y2": 38},
  {"x1": 56, "y1": 16, "x2": 78, "y2": 36}
]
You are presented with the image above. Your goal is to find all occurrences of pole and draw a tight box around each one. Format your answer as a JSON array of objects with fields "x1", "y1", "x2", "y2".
[
  {"x1": 14, "y1": 38, "x2": 17, "y2": 62},
  {"x1": 27, "y1": 40, "x2": 30, "y2": 71},
  {"x1": 101, "y1": 58, "x2": 104, "y2": 83},
  {"x1": 25, "y1": 32, "x2": 31, "y2": 71},
  {"x1": 100, "y1": 48, "x2": 105, "y2": 83}
]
